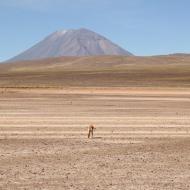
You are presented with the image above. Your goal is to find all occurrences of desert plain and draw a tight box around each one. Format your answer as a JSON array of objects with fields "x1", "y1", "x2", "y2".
[{"x1": 0, "y1": 56, "x2": 190, "y2": 189}]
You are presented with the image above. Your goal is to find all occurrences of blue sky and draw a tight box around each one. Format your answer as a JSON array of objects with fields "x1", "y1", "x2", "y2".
[{"x1": 0, "y1": 0, "x2": 190, "y2": 61}]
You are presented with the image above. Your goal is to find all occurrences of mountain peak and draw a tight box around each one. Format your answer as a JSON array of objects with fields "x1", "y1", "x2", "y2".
[
  {"x1": 54, "y1": 28, "x2": 90, "y2": 35},
  {"x1": 9, "y1": 28, "x2": 133, "y2": 62},
  {"x1": 56, "y1": 30, "x2": 68, "y2": 35}
]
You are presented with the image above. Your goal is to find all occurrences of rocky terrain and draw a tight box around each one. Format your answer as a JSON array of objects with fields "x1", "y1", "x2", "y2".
[{"x1": 0, "y1": 87, "x2": 190, "y2": 189}]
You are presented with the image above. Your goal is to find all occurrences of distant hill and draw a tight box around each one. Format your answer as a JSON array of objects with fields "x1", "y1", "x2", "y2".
[
  {"x1": 8, "y1": 28, "x2": 133, "y2": 62},
  {"x1": 1, "y1": 55, "x2": 190, "y2": 88},
  {"x1": 168, "y1": 53, "x2": 190, "y2": 56}
]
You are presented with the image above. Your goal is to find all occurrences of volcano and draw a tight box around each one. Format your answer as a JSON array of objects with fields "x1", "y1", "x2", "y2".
[{"x1": 9, "y1": 28, "x2": 133, "y2": 62}]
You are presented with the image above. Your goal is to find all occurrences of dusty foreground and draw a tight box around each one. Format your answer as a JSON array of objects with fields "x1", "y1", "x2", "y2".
[{"x1": 0, "y1": 88, "x2": 190, "y2": 189}]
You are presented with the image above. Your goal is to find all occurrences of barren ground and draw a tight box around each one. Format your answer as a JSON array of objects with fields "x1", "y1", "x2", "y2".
[{"x1": 0, "y1": 87, "x2": 190, "y2": 189}]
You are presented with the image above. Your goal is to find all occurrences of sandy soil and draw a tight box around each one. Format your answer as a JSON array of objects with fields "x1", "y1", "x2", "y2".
[{"x1": 0, "y1": 88, "x2": 190, "y2": 189}]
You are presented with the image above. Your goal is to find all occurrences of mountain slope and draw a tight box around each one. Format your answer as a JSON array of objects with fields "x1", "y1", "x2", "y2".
[
  {"x1": 1, "y1": 55, "x2": 190, "y2": 88},
  {"x1": 9, "y1": 28, "x2": 133, "y2": 62}
]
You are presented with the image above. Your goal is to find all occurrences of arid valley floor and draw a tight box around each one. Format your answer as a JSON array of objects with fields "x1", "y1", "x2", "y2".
[
  {"x1": 0, "y1": 55, "x2": 190, "y2": 189},
  {"x1": 0, "y1": 87, "x2": 190, "y2": 189}
]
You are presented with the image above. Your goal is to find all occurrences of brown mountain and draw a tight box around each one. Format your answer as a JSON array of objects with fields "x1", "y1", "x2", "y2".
[{"x1": 1, "y1": 55, "x2": 190, "y2": 88}]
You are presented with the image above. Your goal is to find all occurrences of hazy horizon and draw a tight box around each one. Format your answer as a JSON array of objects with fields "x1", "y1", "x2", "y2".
[{"x1": 1, "y1": 0, "x2": 190, "y2": 61}]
